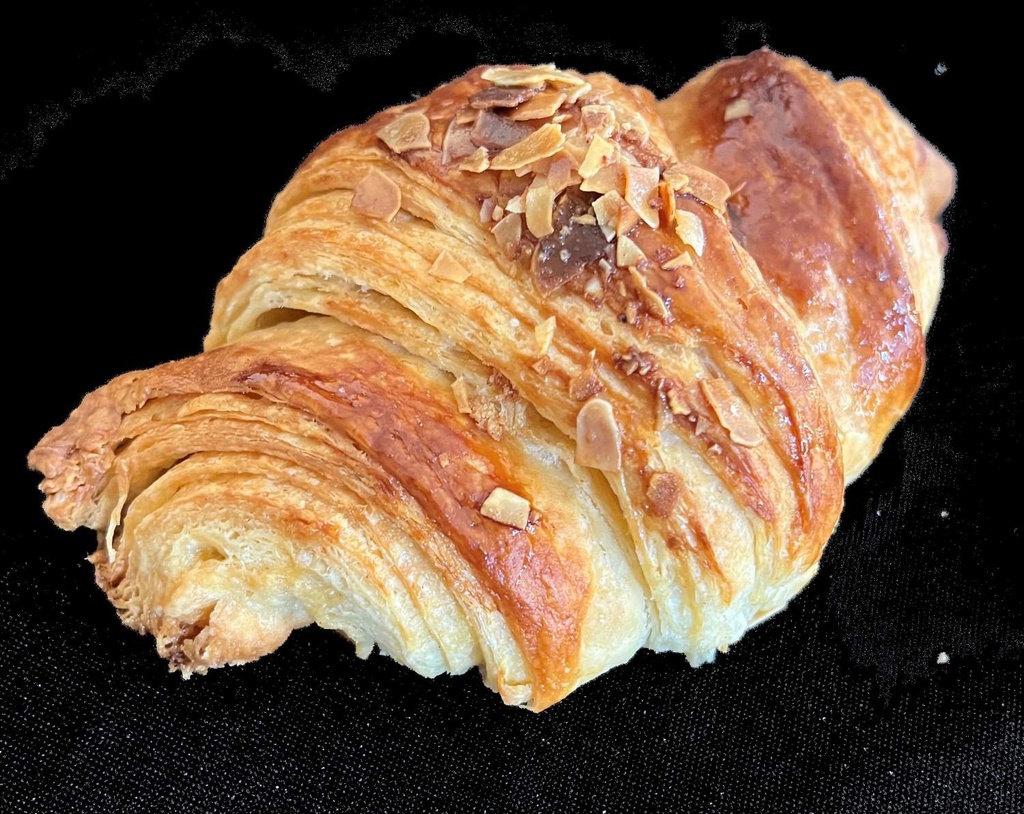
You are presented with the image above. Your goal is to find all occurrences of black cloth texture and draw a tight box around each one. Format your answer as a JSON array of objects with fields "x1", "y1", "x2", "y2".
[{"x1": 2, "y1": 8, "x2": 1020, "y2": 813}]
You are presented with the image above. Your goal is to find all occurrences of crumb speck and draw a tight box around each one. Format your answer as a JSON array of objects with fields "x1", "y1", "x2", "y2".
[
  {"x1": 876, "y1": 509, "x2": 883, "y2": 516},
  {"x1": 940, "y1": 509, "x2": 949, "y2": 518},
  {"x1": 509, "y1": 318, "x2": 520, "y2": 328},
  {"x1": 935, "y1": 62, "x2": 947, "y2": 76},
  {"x1": 937, "y1": 651, "x2": 950, "y2": 665}
]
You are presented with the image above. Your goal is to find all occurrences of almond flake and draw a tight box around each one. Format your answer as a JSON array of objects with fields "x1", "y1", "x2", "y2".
[
  {"x1": 451, "y1": 377, "x2": 473, "y2": 413},
  {"x1": 534, "y1": 316, "x2": 556, "y2": 356},
  {"x1": 581, "y1": 105, "x2": 615, "y2": 139},
  {"x1": 662, "y1": 164, "x2": 691, "y2": 191},
  {"x1": 583, "y1": 276, "x2": 604, "y2": 300},
  {"x1": 674, "y1": 210, "x2": 706, "y2": 257},
  {"x1": 723, "y1": 98, "x2": 753, "y2": 122},
  {"x1": 481, "y1": 64, "x2": 585, "y2": 88},
  {"x1": 617, "y1": 235, "x2": 646, "y2": 268},
  {"x1": 492, "y1": 205, "x2": 505, "y2": 222},
  {"x1": 630, "y1": 266, "x2": 668, "y2": 319},
  {"x1": 564, "y1": 82, "x2": 592, "y2": 104},
  {"x1": 489, "y1": 124, "x2": 566, "y2": 171},
  {"x1": 551, "y1": 113, "x2": 570, "y2": 123},
  {"x1": 479, "y1": 197, "x2": 496, "y2": 223},
  {"x1": 592, "y1": 191, "x2": 626, "y2": 240},
  {"x1": 510, "y1": 90, "x2": 566, "y2": 120},
  {"x1": 491, "y1": 212, "x2": 523, "y2": 256},
  {"x1": 700, "y1": 378, "x2": 764, "y2": 447},
  {"x1": 429, "y1": 251, "x2": 471, "y2": 283},
  {"x1": 525, "y1": 181, "x2": 555, "y2": 238},
  {"x1": 546, "y1": 155, "x2": 580, "y2": 193},
  {"x1": 662, "y1": 251, "x2": 694, "y2": 270},
  {"x1": 480, "y1": 487, "x2": 532, "y2": 530},
  {"x1": 351, "y1": 170, "x2": 401, "y2": 221},
  {"x1": 676, "y1": 163, "x2": 731, "y2": 212},
  {"x1": 571, "y1": 213, "x2": 597, "y2": 226},
  {"x1": 575, "y1": 398, "x2": 622, "y2": 472},
  {"x1": 578, "y1": 135, "x2": 616, "y2": 179},
  {"x1": 579, "y1": 160, "x2": 624, "y2": 196},
  {"x1": 505, "y1": 194, "x2": 525, "y2": 214},
  {"x1": 666, "y1": 385, "x2": 691, "y2": 415},
  {"x1": 376, "y1": 111, "x2": 432, "y2": 154},
  {"x1": 459, "y1": 146, "x2": 490, "y2": 173},
  {"x1": 659, "y1": 180, "x2": 677, "y2": 225},
  {"x1": 625, "y1": 165, "x2": 660, "y2": 229}
]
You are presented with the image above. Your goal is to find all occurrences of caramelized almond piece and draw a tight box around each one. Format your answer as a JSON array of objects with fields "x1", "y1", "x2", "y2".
[
  {"x1": 459, "y1": 146, "x2": 490, "y2": 173},
  {"x1": 510, "y1": 90, "x2": 567, "y2": 121},
  {"x1": 578, "y1": 135, "x2": 616, "y2": 179},
  {"x1": 592, "y1": 191, "x2": 626, "y2": 240},
  {"x1": 535, "y1": 316, "x2": 556, "y2": 356},
  {"x1": 489, "y1": 124, "x2": 566, "y2": 171},
  {"x1": 546, "y1": 155, "x2": 580, "y2": 193},
  {"x1": 351, "y1": 170, "x2": 401, "y2": 221},
  {"x1": 617, "y1": 236, "x2": 646, "y2": 268},
  {"x1": 676, "y1": 163, "x2": 731, "y2": 212},
  {"x1": 429, "y1": 251, "x2": 471, "y2": 283},
  {"x1": 700, "y1": 378, "x2": 765, "y2": 447},
  {"x1": 624, "y1": 165, "x2": 660, "y2": 229},
  {"x1": 579, "y1": 160, "x2": 624, "y2": 196},
  {"x1": 662, "y1": 251, "x2": 694, "y2": 270},
  {"x1": 581, "y1": 104, "x2": 615, "y2": 138},
  {"x1": 470, "y1": 86, "x2": 538, "y2": 109},
  {"x1": 674, "y1": 210, "x2": 706, "y2": 257},
  {"x1": 629, "y1": 267, "x2": 668, "y2": 319},
  {"x1": 662, "y1": 164, "x2": 690, "y2": 191},
  {"x1": 525, "y1": 181, "x2": 555, "y2": 238},
  {"x1": 564, "y1": 82, "x2": 592, "y2": 105},
  {"x1": 575, "y1": 398, "x2": 622, "y2": 472},
  {"x1": 482, "y1": 64, "x2": 584, "y2": 88},
  {"x1": 480, "y1": 487, "x2": 532, "y2": 529},
  {"x1": 376, "y1": 111, "x2": 432, "y2": 154},
  {"x1": 472, "y1": 109, "x2": 534, "y2": 151},
  {"x1": 491, "y1": 212, "x2": 523, "y2": 256}
]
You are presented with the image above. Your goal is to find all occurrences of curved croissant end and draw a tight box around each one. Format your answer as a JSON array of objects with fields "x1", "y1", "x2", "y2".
[{"x1": 30, "y1": 53, "x2": 952, "y2": 710}]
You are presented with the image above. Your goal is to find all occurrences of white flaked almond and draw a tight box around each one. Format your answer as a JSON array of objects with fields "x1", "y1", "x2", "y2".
[
  {"x1": 617, "y1": 235, "x2": 646, "y2": 268},
  {"x1": 429, "y1": 251, "x2": 471, "y2": 283},
  {"x1": 525, "y1": 181, "x2": 555, "y2": 238},
  {"x1": 723, "y1": 98, "x2": 753, "y2": 121},
  {"x1": 351, "y1": 170, "x2": 402, "y2": 221},
  {"x1": 592, "y1": 191, "x2": 626, "y2": 240},
  {"x1": 451, "y1": 377, "x2": 472, "y2": 414},
  {"x1": 480, "y1": 487, "x2": 532, "y2": 530},
  {"x1": 482, "y1": 64, "x2": 584, "y2": 88},
  {"x1": 579, "y1": 161, "x2": 624, "y2": 196},
  {"x1": 459, "y1": 146, "x2": 490, "y2": 173},
  {"x1": 565, "y1": 82, "x2": 592, "y2": 104},
  {"x1": 491, "y1": 212, "x2": 522, "y2": 255},
  {"x1": 625, "y1": 165, "x2": 660, "y2": 229},
  {"x1": 510, "y1": 89, "x2": 566, "y2": 120},
  {"x1": 578, "y1": 135, "x2": 616, "y2": 179},
  {"x1": 659, "y1": 180, "x2": 677, "y2": 225},
  {"x1": 662, "y1": 251, "x2": 694, "y2": 270},
  {"x1": 534, "y1": 316, "x2": 556, "y2": 356},
  {"x1": 505, "y1": 194, "x2": 525, "y2": 214},
  {"x1": 700, "y1": 378, "x2": 765, "y2": 447},
  {"x1": 489, "y1": 123, "x2": 566, "y2": 171},
  {"x1": 376, "y1": 111, "x2": 432, "y2": 153},
  {"x1": 575, "y1": 397, "x2": 622, "y2": 472},
  {"x1": 674, "y1": 209, "x2": 706, "y2": 257}
]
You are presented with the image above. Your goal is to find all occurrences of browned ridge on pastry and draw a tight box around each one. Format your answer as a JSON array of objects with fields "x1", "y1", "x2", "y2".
[{"x1": 29, "y1": 51, "x2": 953, "y2": 710}]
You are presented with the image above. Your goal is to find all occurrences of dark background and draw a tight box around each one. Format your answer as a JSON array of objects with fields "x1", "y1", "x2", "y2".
[{"x1": 2, "y1": 6, "x2": 1020, "y2": 813}]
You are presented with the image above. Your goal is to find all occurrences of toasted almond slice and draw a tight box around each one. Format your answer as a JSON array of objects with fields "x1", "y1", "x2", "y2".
[
  {"x1": 676, "y1": 163, "x2": 731, "y2": 212},
  {"x1": 535, "y1": 316, "x2": 556, "y2": 356},
  {"x1": 659, "y1": 180, "x2": 677, "y2": 225},
  {"x1": 572, "y1": 213, "x2": 597, "y2": 226},
  {"x1": 376, "y1": 111, "x2": 432, "y2": 154},
  {"x1": 616, "y1": 203, "x2": 639, "y2": 237},
  {"x1": 491, "y1": 212, "x2": 523, "y2": 255},
  {"x1": 581, "y1": 104, "x2": 616, "y2": 138},
  {"x1": 429, "y1": 250, "x2": 471, "y2": 283},
  {"x1": 700, "y1": 378, "x2": 764, "y2": 447},
  {"x1": 546, "y1": 154, "x2": 580, "y2": 193},
  {"x1": 492, "y1": 205, "x2": 505, "y2": 222},
  {"x1": 674, "y1": 210, "x2": 706, "y2": 257},
  {"x1": 592, "y1": 191, "x2": 626, "y2": 240},
  {"x1": 455, "y1": 109, "x2": 479, "y2": 125},
  {"x1": 525, "y1": 181, "x2": 555, "y2": 238},
  {"x1": 624, "y1": 165, "x2": 660, "y2": 229},
  {"x1": 617, "y1": 235, "x2": 646, "y2": 268},
  {"x1": 630, "y1": 266, "x2": 668, "y2": 319},
  {"x1": 479, "y1": 197, "x2": 496, "y2": 223},
  {"x1": 480, "y1": 487, "x2": 532, "y2": 529},
  {"x1": 510, "y1": 89, "x2": 566, "y2": 120},
  {"x1": 575, "y1": 398, "x2": 622, "y2": 472},
  {"x1": 451, "y1": 377, "x2": 473, "y2": 413},
  {"x1": 565, "y1": 81, "x2": 592, "y2": 104},
  {"x1": 578, "y1": 135, "x2": 616, "y2": 179},
  {"x1": 488, "y1": 124, "x2": 565, "y2": 171},
  {"x1": 579, "y1": 160, "x2": 624, "y2": 196},
  {"x1": 482, "y1": 64, "x2": 585, "y2": 88},
  {"x1": 583, "y1": 276, "x2": 604, "y2": 300},
  {"x1": 723, "y1": 98, "x2": 753, "y2": 121},
  {"x1": 351, "y1": 170, "x2": 401, "y2": 221},
  {"x1": 662, "y1": 164, "x2": 690, "y2": 191},
  {"x1": 459, "y1": 146, "x2": 490, "y2": 173},
  {"x1": 662, "y1": 251, "x2": 694, "y2": 270},
  {"x1": 505, "y1": 193, "x2": 525, "y2": 214}
]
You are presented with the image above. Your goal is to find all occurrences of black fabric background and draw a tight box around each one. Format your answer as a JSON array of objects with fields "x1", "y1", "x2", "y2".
[{"x1": 2, "y1": 7, "x2": 1020, "y2": 812}]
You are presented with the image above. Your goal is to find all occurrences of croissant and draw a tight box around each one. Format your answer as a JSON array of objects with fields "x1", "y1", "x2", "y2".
[{"x1": 29, "y1": 50, "x2": 953, "y2": 710}]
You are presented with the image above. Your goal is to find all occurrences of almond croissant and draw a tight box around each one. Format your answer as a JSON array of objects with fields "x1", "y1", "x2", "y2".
[{"x1": 29, "y1": 51, "x2": 953, "y2": 710}]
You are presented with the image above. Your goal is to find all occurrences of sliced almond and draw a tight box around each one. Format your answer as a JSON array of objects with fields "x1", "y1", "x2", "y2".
[
  {"x1": 451, "y1": 377, "x2": 472, "y2": 413},
  {"x1": 572, "y1": 213, "x2": 597, "y2": 226},
  {"x1": 534, "y1": 316, "x2": 556, "y2": 356},
  {"x1": 492, "y1": 205, "x2": 505, "y2": 222},
  {"x1": 489, "y1": 124, "x2": 566, "y2": 172},
  {"x1": 564, "y1": 81, "x2": 592, "y2": 105},
  {"x1": 429, "y1": 251, "x2": 471, "y2": 283},
  {"x1": 505, "y1": 194, "x2": 525, "y2": 214},
  {"x1": 581, "y1": 104, "x2": 616, "y2": 139},
  {"x1": 525, "y1": 181, "x2": 555, "y2": 238},
  {"x1": 575, "y1": 398, "x2": 622, "y2": 472},
  {"x1": 579, "y1": 160, "x2": 624, "y2": 196},
  {"x1": 491, "y1": 212, "x2": 523, "y2": 256},
  {"x1": 376, "y1": 111, "x2": 432, "y2": 154},
  {"x1": 674, "y1": 210, "x2": 706, "y2": 257},
  {"x1": 624, "y1": 165, "x2": 660, "y2": 229},
  {"x1": 723, "y1": 98, "x2": 753, "y2": 121},
  {"x1": 470, "y1": 86, "x2": 538, "y2": 109},
  {"x1": 578, "y1": 135, "x2": 616, "y2": 179},
  {"x1": 617, "y1": 235, "x2": 646, "y2": 268},
  {"x1": 700, "y1": 378, "x2": 764, "y2": 447},
  {"x1": 663, "y1": 251, "x2": 694, "y2": 270},
  {"x1": 592, "y1": 191, "x2": 626, "y2": 240},
  {"x1": 480, "y1": 487, "x2": 532, "y2": 530},
  {"x1": 676, "y1": 163, "x2": 731, "y2": 212},
  {"x1": 481, "y1": 64, "x2": 584, "y2": 88},
  {"x1": 659, "y1": 180, "x2": 677, "y2": 225},
  {"x1": 546, "y1": 154, "x2": 581, "y2": 193},
  {"x1": 510, "y1": 90, "x2": 566, "y2": 120},
  {"x1": 479, "y1": 197, "x2": 496, "y2": 223},
  {"x1": 459, "y1": 146, "x2": 490, "y2": 173},
  {"x1": 583, "y1": 276, "x2": 604, "y2": 300},
  {"x1": 630, "y1": 266, "x2": 668, "y2": 319},
  {"x1": 351, "y1": 170, "x2": 401, "y2": 221}
]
